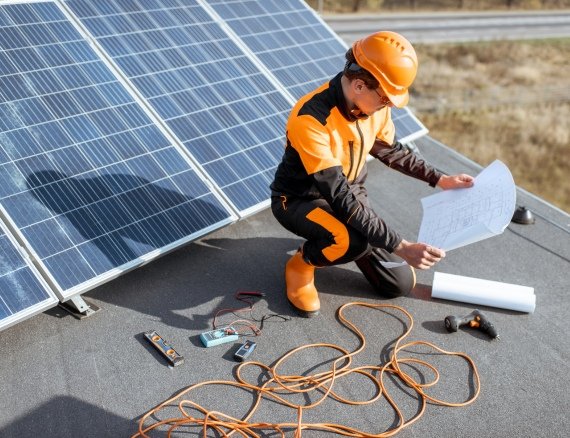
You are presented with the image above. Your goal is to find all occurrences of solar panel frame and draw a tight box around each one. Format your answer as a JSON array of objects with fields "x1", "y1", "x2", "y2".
[
  {"x1": 0, "y1": 0, "x2": 236, "y2": 301},
  {"x1": 391, "y1": 107, "x2": 429, "y2": 143},
  {"x1": 204, "y1": 0, "x2": 428, "y2": 144}
]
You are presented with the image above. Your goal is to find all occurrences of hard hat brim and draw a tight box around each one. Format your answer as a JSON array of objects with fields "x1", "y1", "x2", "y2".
[{"x1": 379, "y1": 84, "x2": 409, "y2": 108}]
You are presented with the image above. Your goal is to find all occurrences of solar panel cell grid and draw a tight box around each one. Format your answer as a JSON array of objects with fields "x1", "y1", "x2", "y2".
[
  {"x1": 64, "y1": 0, "x2": 291, "y2": 213},
  {"x1": 207, "y1": 0, "x2": 427, "y2": 142},
  {"x1": 0, "y1": 223, "x2": 57, "y2": 330},
  {"x1": 0, "y1": 1, "x2": 232, "y2": 296},
  {"x1": 208, "y1": 0, "x2": 346, "y2": 96}
]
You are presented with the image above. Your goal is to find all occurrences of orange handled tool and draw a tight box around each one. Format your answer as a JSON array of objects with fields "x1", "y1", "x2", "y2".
[{"x1": 444, "y1": 310, "x2": 500, "y2": 340}]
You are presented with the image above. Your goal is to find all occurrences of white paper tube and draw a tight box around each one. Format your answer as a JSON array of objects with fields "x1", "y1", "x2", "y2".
[{"x1": 432, "y1": 272, "x2": 536, "y2": 313}]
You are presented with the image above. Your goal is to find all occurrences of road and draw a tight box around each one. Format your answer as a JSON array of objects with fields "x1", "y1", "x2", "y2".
[{"x1": 324, "y1": 10, "x2": 570, "y2": 44}]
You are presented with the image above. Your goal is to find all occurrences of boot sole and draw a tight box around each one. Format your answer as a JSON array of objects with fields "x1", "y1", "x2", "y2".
[{"x1": 287, "y1": 297, "x2": 319, "y2": 318}]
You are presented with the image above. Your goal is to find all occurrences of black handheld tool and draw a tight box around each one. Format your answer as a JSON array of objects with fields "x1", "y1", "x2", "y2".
[
  {"x1": 234, "y1": 340, "x2": 257, "y2": 362},
  {"x1": 444, "y1": 310, "x2": 500, "y2": 340}
]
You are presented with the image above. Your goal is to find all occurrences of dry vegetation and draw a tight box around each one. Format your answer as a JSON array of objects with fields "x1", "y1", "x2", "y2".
[{"x1": 410, "y1": 39, "x2": 570, "y2": 212}]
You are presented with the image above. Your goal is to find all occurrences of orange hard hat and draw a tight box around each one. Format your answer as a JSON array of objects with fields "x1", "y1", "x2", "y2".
[{"x1": 352, "y1": 31, "x2": 418, "y2": 108}]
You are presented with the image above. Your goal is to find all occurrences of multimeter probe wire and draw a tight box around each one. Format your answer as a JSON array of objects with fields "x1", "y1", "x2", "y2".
[
  {"x1": 133, "y1": 302, "x2": 480, "y2": 437},
  {"x1": 212, "y1": 291, "x2": 290, "y2": 335}
]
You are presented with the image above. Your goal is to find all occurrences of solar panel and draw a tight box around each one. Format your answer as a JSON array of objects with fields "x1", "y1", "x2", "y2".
[
  {"x1": 0, "y1": 218, "x2": 58, "y2": 331},
  {"x1": 1, "y1": 0, "x2": 431, "y2": 330},
  {"x1": 63, "y1": 0, "x2": 292, "y2": 215},
  {"x1": 391, "y1": 107, "x2": 429, "y2": 142},
  {"x1": 206, "y1": 0, "x2": 428, "y2": 143},
  {"x1": 0, "y1": 1, "x2": 233, "y2": 299}
]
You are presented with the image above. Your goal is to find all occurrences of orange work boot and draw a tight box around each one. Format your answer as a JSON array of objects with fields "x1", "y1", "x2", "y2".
[{"x1": 285, "y1": 251, "x2": 320, "y2": 317}]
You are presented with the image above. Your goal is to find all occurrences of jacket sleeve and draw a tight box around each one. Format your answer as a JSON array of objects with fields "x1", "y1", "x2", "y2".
[
  {"x1": 371, "y1": 139, "x2": 443, "y2": 187},
  {"x1": 312, "y1": 166, "x2": 402, "y2": 252}
]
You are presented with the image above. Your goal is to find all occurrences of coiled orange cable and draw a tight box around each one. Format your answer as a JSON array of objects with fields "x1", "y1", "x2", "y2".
[{"x1": 132, "y1": 302, "x2": 480, "y2": 437}]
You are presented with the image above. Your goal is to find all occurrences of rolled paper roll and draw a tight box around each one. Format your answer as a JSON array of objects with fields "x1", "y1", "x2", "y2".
[{"x1": 432, "y1": 272, "x2": 535, "y2": 313}]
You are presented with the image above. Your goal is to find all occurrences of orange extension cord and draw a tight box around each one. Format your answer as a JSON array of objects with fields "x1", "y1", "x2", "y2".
[{"x1": 132, "y1": 302, "x2": 480, "y2": 437}]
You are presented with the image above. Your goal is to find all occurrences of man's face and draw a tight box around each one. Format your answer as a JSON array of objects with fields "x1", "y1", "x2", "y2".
[{"x1": 353, "y1": 80, "x2": 393, "y2": 116}]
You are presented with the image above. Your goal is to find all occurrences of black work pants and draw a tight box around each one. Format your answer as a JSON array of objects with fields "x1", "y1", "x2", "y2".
[{"x1": 271, "y1": 195, "x2": 415, "y2": 297}]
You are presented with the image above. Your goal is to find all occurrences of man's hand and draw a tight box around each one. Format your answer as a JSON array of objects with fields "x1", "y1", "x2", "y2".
[
  {"x1": 437, "y1": 174, "x2": 474, "y2": 190},
  {"x1": 393, "y1": 239, "x2": 445, "y2": 270}
]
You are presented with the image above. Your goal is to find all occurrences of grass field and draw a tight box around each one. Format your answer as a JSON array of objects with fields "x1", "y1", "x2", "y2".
[{"x1": 411, "y1": 39, "x2": 570, "y2": 213}]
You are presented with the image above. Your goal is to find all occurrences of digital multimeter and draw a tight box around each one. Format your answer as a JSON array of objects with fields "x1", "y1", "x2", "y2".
[{"x1": 200, "y1": 326, "x2": 239, "y2": 347}]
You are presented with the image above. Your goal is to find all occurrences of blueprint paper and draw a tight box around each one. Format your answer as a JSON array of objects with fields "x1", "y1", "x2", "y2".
[
  {"x1": 432, "y1": 272, "x2": 535, "y2": 313},
  {"x1": 417, "y1": 160, "x2": 516, "y2": 251}
]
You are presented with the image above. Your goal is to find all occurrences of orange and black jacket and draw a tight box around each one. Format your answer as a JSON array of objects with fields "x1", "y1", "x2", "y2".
[{"x1": 270, "y1": 73, "x2": 442, "y2": 252}]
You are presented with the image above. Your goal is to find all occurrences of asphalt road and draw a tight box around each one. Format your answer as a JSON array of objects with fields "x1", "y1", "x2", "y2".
[{"x1": 324, "y1": 10, "x2": 570, "y2": 44}]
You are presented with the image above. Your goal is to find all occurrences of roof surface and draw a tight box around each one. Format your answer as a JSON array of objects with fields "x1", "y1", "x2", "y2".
[{"x1": 0, "y1": 135, "x2": 569, "y2": 437}]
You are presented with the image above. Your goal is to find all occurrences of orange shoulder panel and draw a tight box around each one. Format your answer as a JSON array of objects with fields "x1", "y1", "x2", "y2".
[{"x1": 286, "y1": 114, "x2": 341, "y2": 175}]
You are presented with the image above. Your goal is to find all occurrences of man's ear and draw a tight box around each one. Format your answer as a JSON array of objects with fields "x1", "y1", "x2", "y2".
[{"x1": 353, "y1": 78, "x2": 366, "y2": 94}]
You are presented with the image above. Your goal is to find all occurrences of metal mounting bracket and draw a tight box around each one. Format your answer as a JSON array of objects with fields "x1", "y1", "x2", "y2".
[{"x1": 59, "y1": 295, "x2": 101, "y2": 320}]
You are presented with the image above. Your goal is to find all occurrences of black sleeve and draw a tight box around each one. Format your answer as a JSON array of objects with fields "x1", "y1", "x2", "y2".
[
  {"x1": 312, "y1": 166, "x2": 402, "y2": 252},
  {"x1": 371, "y1": 139, "x2": 443, "y2": 187}
]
